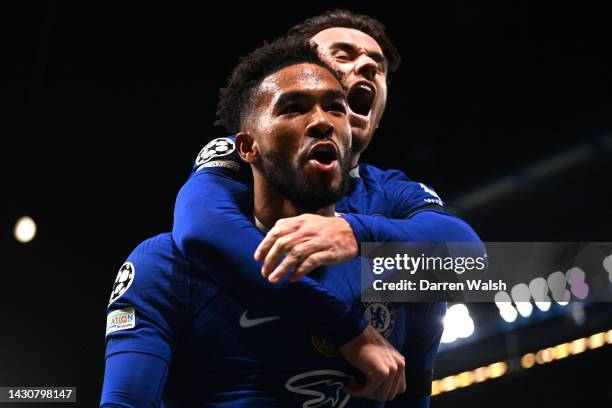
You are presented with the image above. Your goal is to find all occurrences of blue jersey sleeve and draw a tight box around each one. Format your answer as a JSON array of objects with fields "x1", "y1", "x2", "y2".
[
  {"x1": 340, "y1": 166, "x2": 483, "y2": 245},
  {"x1": 173, "y1": 138, "x2": 367, "y2": 346},
  {"x1": 104, "y1": 233, "x2": 189, "y2": 365},
  {"x1": 380, "y1": 169, "x2": 445, "y2": 217},
  {"x1": 342, "y1": 210, "x2": 482, "y2": 244},
  {"x1": 100, "y1": 352, "x2": 168, "y2": 407}
]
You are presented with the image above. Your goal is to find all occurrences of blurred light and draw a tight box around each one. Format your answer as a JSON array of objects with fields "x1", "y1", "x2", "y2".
[
  {"x1": 511, "y1": 283, "x2": 531, "y2": 301},
  {"x1": 569, "y1": 338, "x2": 587, "y2": 355},
  {"x1": 588, "y1": 332, "x2": 605, "y2": 349},
  {"x1": 553, "y1": 343, "x2": 570, "y2": 360},
  {"x1": 515, "y1": 302, "x2": 533, "y2": 318},
  {"x1": 14, "y1": 216, "x2": 37, "y2": 243},
  {"x1": 433, "y1": 329, "x2": 611, "y2": 397},
  {"x1": 431, "y1": 381, "x2": 441, "y2": 396},
  {"x1": 570, "y1": 302, "x2": 586, "y2": 326},
  {"x1": 511, "y1": 283, "x2": 533, "y2": 317},
  {"x1": 440, "y1": 376, "x2": 457, "y2": 392},
  {"x1": 529, "y1": 277, "x2": 552, "y2": 312},
  {"x1": 547, "y1": 271, "x2": 570, "y2": 305},
  {"x1": 456, "y1": 371, "x2": 474, "y2": 388},
  {"x1": 536, "y1": 348, "x2": 553, "y2": 364},
  {"x1": 565, "y1": 267, "x2": 589, "y2": 299},
  {"x1": 521, "y1": 353, "x2": 536, "y2": 369},
  {"x1": 534, "y1": 301, "x2": 551, "y2": 312},
  {"x1": 441, "y1": 303, "x2": 474, "y2": 343},
  {"x1": 488, "y1": 362, "x2": 507, "y2": 378},
  {"x1": 494, "y1": 291, "x2": 518, "y2": 322},
  {"x1": 473, "y1": 366, "x2": 489, "y2": 383},
  {"x1": 603, "y1": 255, "x2": 612, "y2": 282}
]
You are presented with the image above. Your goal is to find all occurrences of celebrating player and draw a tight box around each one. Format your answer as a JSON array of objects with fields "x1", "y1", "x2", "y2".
[
  {"x1": 101, "y1": 38, "x2": 446, "y2": 407},
  {"x1": 173, "y1": 8, "x2": 482, "y2": 395}
]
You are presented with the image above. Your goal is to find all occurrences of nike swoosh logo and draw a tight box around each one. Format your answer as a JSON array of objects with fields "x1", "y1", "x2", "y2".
[{"x1": 239, "y1": 311, "x2": 280, "y2": 328}]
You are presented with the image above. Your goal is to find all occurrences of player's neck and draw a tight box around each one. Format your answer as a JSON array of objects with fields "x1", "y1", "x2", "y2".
[{"x1": 253, "y1": 174, "x2": 335, "y2": 229}]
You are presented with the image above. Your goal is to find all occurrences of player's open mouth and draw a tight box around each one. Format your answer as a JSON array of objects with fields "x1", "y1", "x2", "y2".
[
  {"x1": 307, "y1": 142, "x2": 338, "y2": 172},
  {"x1": 347, "y1": 81, "x2": 376, "y2": 117}
]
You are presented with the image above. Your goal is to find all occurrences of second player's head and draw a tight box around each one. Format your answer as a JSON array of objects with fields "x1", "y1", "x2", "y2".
[
  {"x1": 288, "y1": 10, "x2": 401, "y2": 165},
  {"x1": 216, "y1": 38, "x2": 352, "y2": 213}
]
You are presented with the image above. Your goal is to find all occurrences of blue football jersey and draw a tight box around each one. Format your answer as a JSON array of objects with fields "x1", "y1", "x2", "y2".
[
  {"x1": 104, "y1": 233, "x2": 445, "y2": 407},
  {"x1": 172, "y1": 137, "x2": 469, "y2": 347}
]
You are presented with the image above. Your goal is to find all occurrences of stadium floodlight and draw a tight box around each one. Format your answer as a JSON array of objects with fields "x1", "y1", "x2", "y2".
[
  {"x1": 441, "y1": 303, "x2": 474, "y2": 343},
  {"x1": 14, "y1": 216, "x2": 37, "y2": 243},
  {"x1": 494, "y1": 291, "x2": 518, "y2": 322}
]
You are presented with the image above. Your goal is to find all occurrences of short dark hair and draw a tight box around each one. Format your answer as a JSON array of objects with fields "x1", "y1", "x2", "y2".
[
  {"x1": 287, "y1": 9, "x2": 401, "y2": 73},
  {"x1": 215, "y1": 37, "x2": 342, "y2": 134}
]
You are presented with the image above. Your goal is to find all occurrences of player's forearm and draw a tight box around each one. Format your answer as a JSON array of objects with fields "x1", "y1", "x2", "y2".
[
  {"x1": 173, "y1": 170, "x2": 367, "y2": 345},
  {"x1": 100, "y1": 352, "x2": 168, "y2": 407},
  {"x1": 341, "y1": 210, "x2": 482, "y2": 244}
]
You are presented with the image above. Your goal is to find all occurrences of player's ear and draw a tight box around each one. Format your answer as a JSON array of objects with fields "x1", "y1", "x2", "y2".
[{"x1": 236, "y1": 132, "x2": 260, "y2": 164}]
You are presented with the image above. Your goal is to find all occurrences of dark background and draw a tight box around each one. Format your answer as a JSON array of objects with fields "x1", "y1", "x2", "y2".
[{"x1": 3, "y1": 1, "x2": 612, "y2": 406}]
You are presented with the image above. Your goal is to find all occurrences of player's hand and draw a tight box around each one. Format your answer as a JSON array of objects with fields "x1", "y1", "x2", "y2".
[
  {"x1": 254, "y1": 214, "x2": 358, "y2": 283},
  {"x1": 340, "y1": 325, "x2": 406, "y2": 401}
]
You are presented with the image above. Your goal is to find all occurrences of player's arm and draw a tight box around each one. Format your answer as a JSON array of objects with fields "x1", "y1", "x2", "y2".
[
  {"x1": 173, "y1": 140, "x2": 367, "y2": 346},
  {"x1": 385, "y1": 301, "x2": 446, "y2": 408},
  {"x1": 257, "y1": 174, "x2": 483, "y2": 282},
  {"x1": 100, "y1": 352, "x2": 168, "y2": 408},
  {"x1": 100, "y1": 235, "x2": 187, "y2": 407},
  {"x1": 175, "y1": 141, "x2": 415, "y2": 403},
  {"x1": 341, "y1": 171, "x2": 481, "y2": 244}
]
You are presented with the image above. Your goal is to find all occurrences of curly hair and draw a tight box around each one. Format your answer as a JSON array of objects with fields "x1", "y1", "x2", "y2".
[
  {"x1": 215, "y1": 37, "x2": 343, "y2": 134},
  {"x1": 287, "y1": 9, "x2": 401, "y2": 73}
]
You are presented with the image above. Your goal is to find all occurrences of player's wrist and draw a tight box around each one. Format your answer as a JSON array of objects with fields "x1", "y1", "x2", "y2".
[
  {"x1": 340, "y1": 213, "x2": 371, "y2": 244},
  {"x1": 336, "y1": 217, "x2": 359, "y2": 258},
  {"x1": 339, "y1": 324, "x2": 375, "y2": 355}
]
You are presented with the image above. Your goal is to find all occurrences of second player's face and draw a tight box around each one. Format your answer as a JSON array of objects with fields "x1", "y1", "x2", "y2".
[
  {"x1": 311, "y1": 27, "x2": 389, "y2": 158},
  {"x1": 250, "y1": 63, "x2": 352, "y2": 210}
]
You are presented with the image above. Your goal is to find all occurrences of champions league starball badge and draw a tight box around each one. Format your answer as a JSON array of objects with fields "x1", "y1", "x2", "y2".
[
  {"x1": 195, "y1": 138, "x2": 236, "y2": 165},
  {"x1": 109, "y1": 262, "x2": 135, "y2": 305}
]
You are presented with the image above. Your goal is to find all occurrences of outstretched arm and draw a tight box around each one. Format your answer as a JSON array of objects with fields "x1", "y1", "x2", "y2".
[{"x1": 256, "y1": 187, "x2": 483, "y2": 282}]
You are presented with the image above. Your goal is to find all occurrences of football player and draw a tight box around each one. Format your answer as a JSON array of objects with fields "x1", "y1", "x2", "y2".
[
  {"x1": 101, "y1": 38, "x2": 446, "y2": 407},
  {"x1": 173, "y1": 8, "x2": 482, "y2": 394}
]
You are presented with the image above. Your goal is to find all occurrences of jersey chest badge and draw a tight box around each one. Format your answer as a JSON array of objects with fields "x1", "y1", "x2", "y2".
[{"x1": 363, "y1": 302, "x2": 396, "y2": 338}]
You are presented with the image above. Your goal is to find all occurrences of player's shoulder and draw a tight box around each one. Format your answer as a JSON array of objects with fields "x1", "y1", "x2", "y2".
[
  {"x1": 357, "y1": 163, "x2": 445, "y2": 213},
  {"x1": 108, "y1": 233, "x2": 188, "y2": 307},
  {"x1": 128, "y1": 232, "x2": 184, "y2": 266},
  {"x1": 357, "y1": 163, "x2": 413, "y2": 184}
]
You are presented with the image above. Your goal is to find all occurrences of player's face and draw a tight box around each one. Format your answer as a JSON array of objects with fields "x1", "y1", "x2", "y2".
[
  {"x1": 250, "y1": 63, "x2": 352, "y2": 211},
  {"x1": 311, "y1": 27, "x2": 388, "y2": 159}
]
